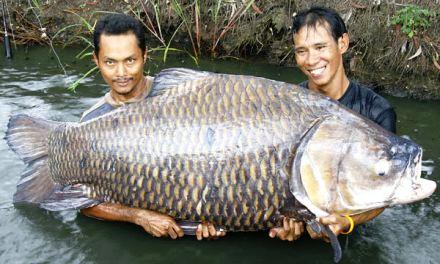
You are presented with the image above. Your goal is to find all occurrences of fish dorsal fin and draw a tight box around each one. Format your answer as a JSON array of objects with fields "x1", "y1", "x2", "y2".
[{"x1": 150, "y1": 68, "x2": 211, "y2": 97}]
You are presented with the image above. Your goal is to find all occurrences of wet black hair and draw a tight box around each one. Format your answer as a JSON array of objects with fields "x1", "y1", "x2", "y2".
[
  {"x1": 93, "y1": 13, "x2": 146, "y2": 57},
  {"x1": 292, "y1": 6, "x2": 347, "y2": 42}
]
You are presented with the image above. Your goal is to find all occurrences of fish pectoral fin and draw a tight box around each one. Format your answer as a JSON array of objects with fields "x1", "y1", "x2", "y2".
[
  {"x1": 40, "y1": 184, "x2": 100, "y2": 211},
  {"x1": 176, "y1": 220, "x2": 201, "y2": 235},
  {"x1": 176, "y1": 220, "x2": 226, "y2": 236},
  {"x1": 322, "y1": 224, "x2": 342, "y2": 263},
  {"x1": 306, "y1": 219, "x2": 342, "y2": 263}
]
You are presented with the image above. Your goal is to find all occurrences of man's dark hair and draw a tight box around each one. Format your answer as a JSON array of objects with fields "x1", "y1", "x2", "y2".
[
  {"x1": 93, "y1": 13, "x2": 146, "y2": 57},
  {"x1": 292, "y1": 6, "x2": 347, "y2": 41}
]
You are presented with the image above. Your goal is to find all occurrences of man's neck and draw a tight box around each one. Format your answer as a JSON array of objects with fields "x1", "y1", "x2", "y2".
[
  {"x1": 309, "y1": 74, "x2": 350, "y2": 100},
  {"x1": 110, "y1": 76, "x2": 147, "y2": 104}
]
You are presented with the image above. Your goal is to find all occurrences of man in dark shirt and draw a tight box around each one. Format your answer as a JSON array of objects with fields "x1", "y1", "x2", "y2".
[
  {"x1": 269, "y1": 6, "x2": 397, "y2": 242},
  {"x1": 299, "y1": 80, "x2": 396, "y2": 133}
]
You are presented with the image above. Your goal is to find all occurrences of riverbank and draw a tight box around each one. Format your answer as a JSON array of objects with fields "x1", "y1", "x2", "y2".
[{"x1": 1, "y1": 0, "x2": 439, "y2": 99}]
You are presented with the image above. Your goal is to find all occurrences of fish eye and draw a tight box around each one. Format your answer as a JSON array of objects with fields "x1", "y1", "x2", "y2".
[
  {"x1": 390, "y1": 146, "x2": 397, "y2": 156},
  {"x1": 375, "y1": 159, "x2": 390, "y2": 177}
]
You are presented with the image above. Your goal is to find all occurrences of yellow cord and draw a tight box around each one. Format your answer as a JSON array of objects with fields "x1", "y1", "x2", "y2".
[{"x1": 340, "y1": 215, "x2": 355, "y2": 235}]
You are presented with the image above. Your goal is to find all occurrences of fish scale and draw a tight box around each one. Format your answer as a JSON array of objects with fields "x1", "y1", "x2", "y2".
[
  {"x1": 4, "y1": 92, "x2": 435, "y2": 264},
  {"x1": 9, "y1": 66, "x2": 434, "y2": 243}
]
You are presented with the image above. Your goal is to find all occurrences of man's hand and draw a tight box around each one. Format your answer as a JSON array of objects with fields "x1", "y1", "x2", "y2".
[
  {"x1": 268, "y1": 217, "x2": 304, "y2": 242},
  {"x1": 81, "y1": 203, "x2": 184, "y2": 239},
  {"x1": 133, "y1": 209, "x2": 184, "y2": 239},
  {"x1": 306, "y1": 208, "x2": 385, "y2": 242},
  {"x1": 195, "y1": 222, "x2": 226, "y2": 240},
  {"x1": 306, "y1": 214, "x2": 349, "y2": 242}
]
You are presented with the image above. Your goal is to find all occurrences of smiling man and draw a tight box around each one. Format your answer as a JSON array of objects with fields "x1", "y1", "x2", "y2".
[
  {"x1": 270, "y1": 6, "x2": 396, "y2": 242},
  {"x1": 294, "y1": 6, "x2": 396, "y2": 133},
  {"x1": 80, "y1": 13, "x2": 224, "y2": 240}
]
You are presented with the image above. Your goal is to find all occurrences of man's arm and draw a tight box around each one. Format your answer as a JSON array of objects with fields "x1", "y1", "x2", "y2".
[
  {"x1": 81, "y1": 203, "x2": 184, "y2": 239},
  {"x1": 268, "y1": 208, "x2": 384, "y2": 242},
  {"x1": 82, "y1": 203, "x2": 227, "y2": 240},
  {"x1": 375, "y1": 108, "x2": 397, "y2": 133},
  {"x1": 307, "y1": 208, "x2": 385, "y2": 241}
]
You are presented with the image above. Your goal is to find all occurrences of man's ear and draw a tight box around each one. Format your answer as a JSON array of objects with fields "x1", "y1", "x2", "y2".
[
  {"x1": 339, "y1": 33, "x2": 349, "y2": 54},
  {"x1": 92, "y1": 52, "x2": 99, "y2": 67}
]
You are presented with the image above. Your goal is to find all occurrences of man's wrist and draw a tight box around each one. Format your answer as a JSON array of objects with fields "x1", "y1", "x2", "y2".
[{"x1": 132, "y1": 208, "x2": 146, "y2": 224}]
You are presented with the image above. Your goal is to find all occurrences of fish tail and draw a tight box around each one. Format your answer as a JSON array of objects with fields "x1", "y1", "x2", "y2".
[{"x1": 5, "y1": 114, "x2": 59, "y2": 205}]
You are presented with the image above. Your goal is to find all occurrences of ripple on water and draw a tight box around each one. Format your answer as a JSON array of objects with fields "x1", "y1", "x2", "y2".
[
  {"x1": 1, "y1": 50, "x2": 439, "y2": 264},
  {"x1": 0, "y1": 209, "x2": 88, "y2": 264},
  {"x1": 5, "y1": 74, "x2": 74, "y2": 91},
  {"x1": 367, "y1": 205, "x2": 440, "y2": 264}
]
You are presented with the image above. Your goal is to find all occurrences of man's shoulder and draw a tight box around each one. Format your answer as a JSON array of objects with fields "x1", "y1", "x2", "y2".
[
  {"x1": 348, "y1": 80, "x2": 396, "y2": 132},
  {"x1": 80, "y1": 95, "x2": 114, "y2": 122},
  {"x1": 350, "y1": 81, "x2": 393, "y2": 111},
  {"x1": 298, "y1": 80, "x2": 308, "y2": 89},
  {"x1": 146, "y1": 75, "x2": 154, "y2": 83}
]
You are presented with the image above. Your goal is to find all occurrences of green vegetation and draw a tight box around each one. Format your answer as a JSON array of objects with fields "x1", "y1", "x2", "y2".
[{"x1": 391, "y1": 5, "x2": 435, "y2": 39}]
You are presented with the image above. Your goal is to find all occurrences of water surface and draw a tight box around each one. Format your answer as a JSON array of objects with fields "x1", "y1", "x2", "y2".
[{"x1": 0, "y1": 47, "x2": 439, "y2": 264}]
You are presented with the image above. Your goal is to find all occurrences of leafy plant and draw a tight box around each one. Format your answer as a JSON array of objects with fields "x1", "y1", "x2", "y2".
[
  {"x1": 170, "y1": 0, "x2": 199, "y2": 58},
  {"x1": 54, "y1": 10, "x2": 117, "y2": 90},
  {"x1": 391, "y1": 5, "x2": 435, "y2": 39},
  {"x1": 135, "y1": 0, "x2": 166, "y2": 46},
  {"x1": 209, "y1": 0, "x2": 256, "y2": 54},
  {"x1": 67, "y1": 66, "x2": 98, "y2": 92}
]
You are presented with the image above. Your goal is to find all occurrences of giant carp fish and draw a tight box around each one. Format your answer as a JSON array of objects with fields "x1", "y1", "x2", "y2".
[{"x1": 6, "y1": 68, "x2": 436, "y2": 262}]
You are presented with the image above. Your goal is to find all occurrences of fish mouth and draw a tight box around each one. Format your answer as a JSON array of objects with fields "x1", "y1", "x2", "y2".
[
  {"x1": 391, "y1": 148, "x2": 437, "y2": 205},
  {"x1": 391, "y1": 178, "x2": 436, "y2": 205}
]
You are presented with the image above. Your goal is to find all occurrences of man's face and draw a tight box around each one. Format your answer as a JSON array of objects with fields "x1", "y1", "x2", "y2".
[
  {"x1": 293, "y1": 23, "x2": 348, "y2": 90},
  {"x1": 93, "y1": 33, "x2": 146, "y2": 98}
]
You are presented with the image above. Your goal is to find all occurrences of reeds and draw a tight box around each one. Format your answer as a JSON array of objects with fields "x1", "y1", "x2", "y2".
[
  {"x1": 131, "y1": 0, "x2": 259, "y2": 60},
  {"x1": 5, "y1": 0, "x2": 439, "y2": 98}
]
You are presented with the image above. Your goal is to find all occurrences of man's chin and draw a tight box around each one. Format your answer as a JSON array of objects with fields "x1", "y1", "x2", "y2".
[
  {"x1": 308, "y1": 79, "x2": 329, "y2": 89},
  {"x1": 113, "y1": 87, "x2": 134, "y2": 95}
]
